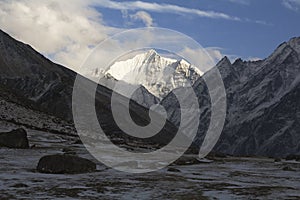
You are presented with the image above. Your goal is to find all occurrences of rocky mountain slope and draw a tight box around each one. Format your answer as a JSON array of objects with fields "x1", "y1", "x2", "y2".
[
  {"x1": 162, "y1": 37, "x2": 300, "y2": 157},
  {"x1": 0, "y1": 30, "x2": 75, "y2": 120},
  {"x1": 0, "y1": 28, "x2": 299, "y2": 157},
  {"x1": 0, "y1": 29, "x2": 180, "y2": 150},
  {"x1": 214, "y1": 37, "x2": 300, "y2": 157}
]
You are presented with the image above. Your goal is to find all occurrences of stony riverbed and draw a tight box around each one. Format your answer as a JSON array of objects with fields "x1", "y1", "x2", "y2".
[{"x1": 0, "y1": 121, "x2": 299, "y2": 200}]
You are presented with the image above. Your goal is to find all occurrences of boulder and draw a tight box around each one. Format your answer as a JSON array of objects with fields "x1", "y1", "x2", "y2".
[
  {"x1": 208, "y1": 152, "x2": 228, "y2": 158},
  {"x1": 62, "y1": 147, "x2": 76, "y2": 155},
  {"x1": 173, "y1": 156, "x2": 204, "y2": 166},
  {"x1": 0, "y1": 128, "x2": 29, "y2": 149},
  {"x1": 282, "y1": 166, "x2": 296, "y2": 171},
  {"x1": 167, "y1": 167, "x2": 181, "y2": 172},
  {"x1": 274, "y1": 158, "x2": 282, "y2": 162},
  {"x1": 37, "y1": 154, "x2": 96, "y2": 174},
  {"x1": 73, "y1": 139, "x2": 83, "y2": 144},
  {"x1": 11, "y1": 183, "x2": 28, "y2": 188},
  {"x1": 285, "y1": 154, "x2": 300, "y2": 161}
]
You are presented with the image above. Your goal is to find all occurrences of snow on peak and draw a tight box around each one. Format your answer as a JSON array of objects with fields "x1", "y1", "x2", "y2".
[{"x1": 95, "y1": 49, "x2": 203, "y2": 99}]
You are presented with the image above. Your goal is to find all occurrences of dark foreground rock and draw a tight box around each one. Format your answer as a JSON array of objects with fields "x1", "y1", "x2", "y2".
[
  {"x1": 0, "y1": 128, "x2": 29, "y2": 149},
  {"x1": 285, "y1": 154, "x2": 300, "y2": 161},
  {"x1": 37, "y1": 154, "x2": 96, "y2": 174},
  {"x1": 274, "y1": 158, "x2": 282, "y2": 162},
  {"x1": 282, "y1": 166, "x2": 296, "y2": 171},
  {"x1": 172, "y1": 156, "x2": 204, "y2": 166},
  {"x1": 167, "y1": 167, "x2": 181, "y2": 172}
]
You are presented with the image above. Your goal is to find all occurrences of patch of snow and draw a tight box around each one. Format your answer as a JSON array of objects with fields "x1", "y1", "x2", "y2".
[{"x1": 91, "y1": 49, "x2": 203, "y2": 99}]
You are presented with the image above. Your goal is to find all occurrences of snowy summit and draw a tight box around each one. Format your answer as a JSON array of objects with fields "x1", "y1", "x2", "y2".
[{"x1": 92, "y1": 49, "x2": 203, "y2": 99}]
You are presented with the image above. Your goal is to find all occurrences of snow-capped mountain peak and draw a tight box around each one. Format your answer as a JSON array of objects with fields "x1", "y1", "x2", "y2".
[{"x1": 94, "y1": 49, "x2": 203, "y2": 99}]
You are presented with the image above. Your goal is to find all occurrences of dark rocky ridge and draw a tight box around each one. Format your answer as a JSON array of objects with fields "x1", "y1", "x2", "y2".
[
  {"x1": 162, "y1": 37, "x2": 300, "y2": 157},
  {"x1": 0, "y1": 30, "x2": 75, "y2": 120},
  {"x1": 0, "y1": 29, "x2": 185, "y2": 151},
  {"x1": 0, "y1": 29, "x2": 299, "y2": 157}
]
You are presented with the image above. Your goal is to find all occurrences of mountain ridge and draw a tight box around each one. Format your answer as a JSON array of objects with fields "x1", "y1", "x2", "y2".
[
  {"x1": 0, "y1": 28, "x2": 299, "y2": 157},
  {"x1": 0, "y1": 29, "x2": 186, "y2": 151},
  {"x1": 90, "y1": 49, "x2": 203, "y2": 99}
]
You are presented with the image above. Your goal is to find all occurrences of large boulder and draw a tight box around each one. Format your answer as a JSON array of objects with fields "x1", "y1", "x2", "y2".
[
  {"x1": 285, "y1": 154, "x2": 300, "y2": 161},
  {"x1": 0, "y1": 128, "x2": 29, "y2": 149},
  {"x1": 37, "y1": 154, "x2": 96, "y2": 174}
]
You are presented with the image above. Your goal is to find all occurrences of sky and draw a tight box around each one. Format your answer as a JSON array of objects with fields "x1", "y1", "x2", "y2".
[{"x1": 0, "y1": 0, "x2": 299, "y2": 72}]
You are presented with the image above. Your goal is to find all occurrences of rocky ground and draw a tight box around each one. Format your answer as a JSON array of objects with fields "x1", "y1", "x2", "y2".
[{"x1": 0, "y1": 120, "x2": 299, "y2": 200}]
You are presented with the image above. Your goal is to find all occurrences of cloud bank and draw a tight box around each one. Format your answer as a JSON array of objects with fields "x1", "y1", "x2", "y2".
[
  {"x1": 282, "y1": 0, "x2": 300, "y2": 11},
  {"x1": 0, "y1": 0, "x2": 230, "y2": 72},
  {"x1": 0, "y1": 0, "x2": 118, "y2": 70},
  {"x1": 91, "y1": 0, "x2": 241, "y2": 21}
]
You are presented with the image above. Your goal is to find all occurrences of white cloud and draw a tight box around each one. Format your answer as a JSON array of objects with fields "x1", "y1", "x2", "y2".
[
  {"x1": 0, "y1": 0, "x2": 229, "y2": 73},
  {"x1": 179, "y1": 47, "x2": 224, "y2": 72},
  {"x1": 0, "y1": 0, "x2": 119, "y2": 70},
  {"x1": 228, "y1": 0, "x2": 250, "y2": 5},
  {"x1": 130, "y1": 11, "x2": 154, "y2": 27},
  {"x1": 282, "y1": 0, "x2": 300, "y2": 11},
  {"x1": 91, "y1": 0, "x2": 241, "y2": 21},
  {"x1": 94, "y1": 0, "x2": 270, "y2": 25}
]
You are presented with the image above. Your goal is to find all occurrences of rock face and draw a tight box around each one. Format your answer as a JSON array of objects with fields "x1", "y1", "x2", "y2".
[
  {"x1": 0, "y1": 30, "x2": 75, "y2": 120},
  {"x1": 0, "y1": 29, "x2": 180, "y2": 150},
  {"x1": 0, "y1": 128, "x2": 29, "y2": 149},
  {"x1": 162, "y1": 37, "x2": 300, "y2": 157},
  {"x1": 37, "y1": 154, "x2": 96, "y2": 174},
  {"x1": 213, "y1": 38, "x2": 300, "y2": 157},
  {"x1": 0, "y1": 29, "x2": 299, "y2": 158}
]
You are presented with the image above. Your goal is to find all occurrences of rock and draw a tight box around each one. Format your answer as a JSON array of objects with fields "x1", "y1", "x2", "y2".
[
  {"x1": 215, "y1": 152, "x2": 227, "y2": 158},
  {"x1": 173, "y1": 156, "x2": 202, "y2": 166},
  {"x1": 285, "y1": 154, "x2": 300, "y2": 161},
  {"x1": 0, "y1": 128, "x2": 29, "y2": 149},
  {"x1": 167, "y1": 167, "x2": 181, "y2": 172},
  {"x1": 37, "y1": 154, "x2": 96, "y2": 174},
  {"x1": 282, "y1": 166, "x2": 295, "y2": 171},
  {"x1": 73, "y1": 139, "x2": 83, "y2": 144},
  {"x1": 11, "y1": 183, "x2": 28, "y2": 188},
  {"x1": 274, "y1": 158, "x2": 282, "y2": 162},
  {"x1": 207, "y1": 152, "x2": 228, "y2": 159},
  {"x1": 62, "y1": 147, "x2": 76, "y2": 155}
]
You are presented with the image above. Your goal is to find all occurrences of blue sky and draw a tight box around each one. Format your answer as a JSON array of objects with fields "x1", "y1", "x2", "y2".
[
  {"x1": 0, "y1": 0, "x2": 299, "y2": 70},
  {"x1": 97, "y1": 0, "x2": 300, "y2": 60}
]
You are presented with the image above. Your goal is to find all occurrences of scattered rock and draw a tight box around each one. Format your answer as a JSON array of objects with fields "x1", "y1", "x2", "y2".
[
  {"x1": 37, "y1": 154, "x2": 96, "y2": 174},
  {"x1": 282, "y1": 166, "x2": 296, "y2": 171},
  {"x1": 173, "y1": 156, "x2": 207, "y2": 165},
  {"x1": 0, "y1": 128, "x2": 29, "y2": 149},
  {"x1": 285, "y1": 155, "x2": 300, "y2": 161},
  {"x1": 11, "y1": 183, "x2": 28, "y2": 188},
  {"x1": 274, "y1": 158, "x2": 281, "y2": 162},
  {"x1": 207, "y1": 152, "x2": 228, "y2": 159},
  {"x1": 167, "y1": 167, "x2": 181, "y2": 172},
  {"x1": 73, "y1": 139, "x2": 83, "y2": 145},
  {"x1": 62, "y1": 147, "x2": 76, "y2": 155}
]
